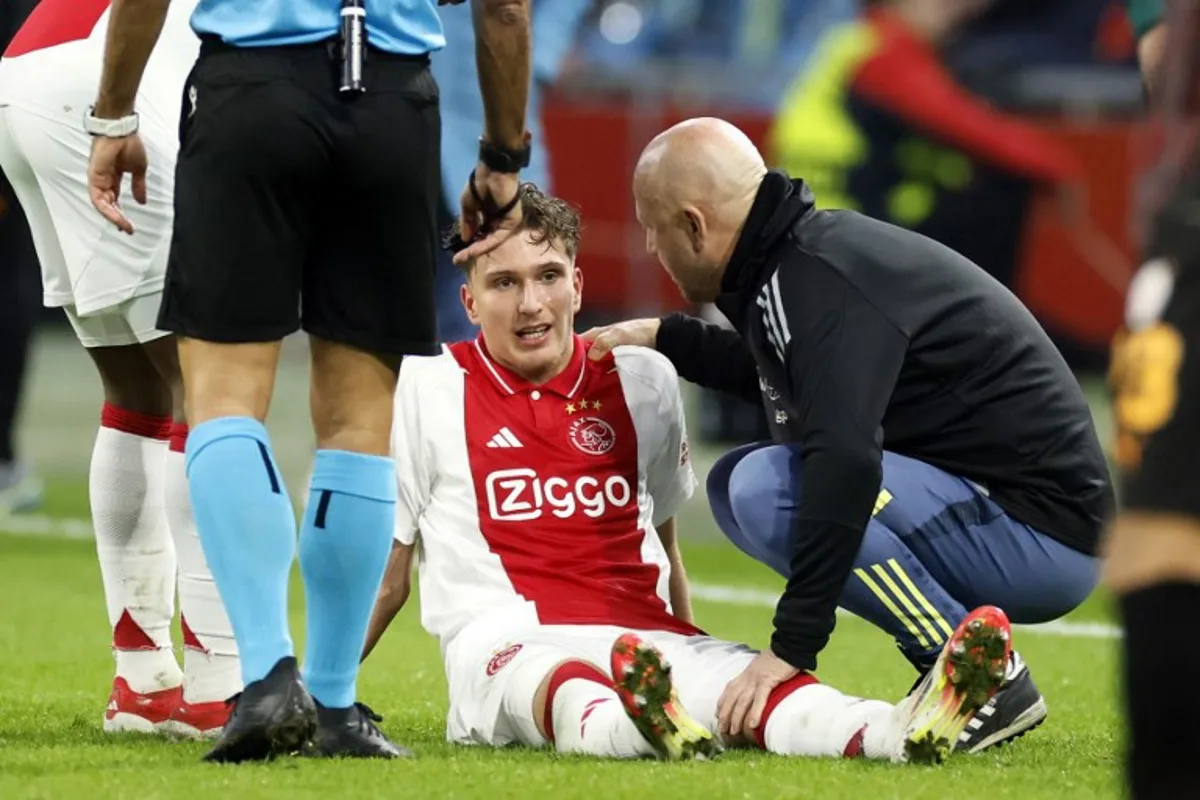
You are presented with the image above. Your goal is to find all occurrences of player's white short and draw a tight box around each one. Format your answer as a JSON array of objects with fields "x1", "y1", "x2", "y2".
[
  {"x1": 61, "y1": 294, "x2": 169, "y2": 348},
  {"x1": 0, "y1": 99, "x2": 176, "y2": 348},
  {"x1": 444, "y1": 622, "x2": 758, "y2": 748}
]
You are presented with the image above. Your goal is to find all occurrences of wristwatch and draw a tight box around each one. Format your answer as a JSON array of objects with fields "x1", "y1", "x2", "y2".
[
  {"x1": 83, "y1": 106, "x2": 140, "y2": 138},
  {"x1": 478, "y1": 133, "x2": 532, "y2": 174}
]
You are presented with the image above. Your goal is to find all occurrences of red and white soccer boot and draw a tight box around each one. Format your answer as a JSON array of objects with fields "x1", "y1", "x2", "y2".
[
  {"x1": 103, "y1": 677, "x2": 182, "y2": 734},
  {"x1": 160, "y1": 697, "x2": 232, "y2": 740},
  {"x1": 892, "y1": 605, "x2": 1013, "y2": 764},
  {"x1": 610, "y1": 633, "x2": 723, "y2": 761}
]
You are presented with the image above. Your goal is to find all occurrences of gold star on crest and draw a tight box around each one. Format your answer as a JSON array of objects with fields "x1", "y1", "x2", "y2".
[{"x1": 565, "y1": 403, "x2": 577, "y2": 414}]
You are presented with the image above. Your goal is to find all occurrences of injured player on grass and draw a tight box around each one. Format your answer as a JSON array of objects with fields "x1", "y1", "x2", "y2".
[{"x1": 358, "y1": 183, "x2": 1013, "y2": 764}]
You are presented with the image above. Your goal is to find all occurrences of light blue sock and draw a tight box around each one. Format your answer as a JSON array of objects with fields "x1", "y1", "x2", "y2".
[
  {"x1": 299, "y1": 449, "x2": 396, "y2": 709},
  {"x1": 185, "y1": 417, "x2": 296, "y2": 686}
]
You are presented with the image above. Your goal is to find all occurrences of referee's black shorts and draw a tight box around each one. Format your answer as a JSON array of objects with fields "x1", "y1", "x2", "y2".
[
  {"x1": 1114, "y1": 168, "x2": 1200, "y2": 518},
  {"x1": 157, "y1": 37, "x2": 441, "y2": 356}
]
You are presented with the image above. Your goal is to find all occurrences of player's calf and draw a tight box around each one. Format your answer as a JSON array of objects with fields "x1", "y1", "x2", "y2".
[{"x1": 537, "y1": 657, "x2": 667, "y2": 759}]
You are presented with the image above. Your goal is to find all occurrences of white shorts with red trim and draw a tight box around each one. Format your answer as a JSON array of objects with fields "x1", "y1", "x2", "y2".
[{"x1": 442, "y1": 622, "x2": 762, "y2": 748}]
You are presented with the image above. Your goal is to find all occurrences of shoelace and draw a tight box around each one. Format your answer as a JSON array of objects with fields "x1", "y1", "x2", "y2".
[{"x1": 352, "y1": 702, "x2": 385, "y2": 736}]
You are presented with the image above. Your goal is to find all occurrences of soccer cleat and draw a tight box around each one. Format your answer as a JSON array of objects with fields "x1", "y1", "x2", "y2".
[
  {"x1": 893, "y1": 605, "x2": 1012, "y2": 765},
  {"x1": 306, "y1": 701, "x2": 412, "y2": 759},
  {"x1": 160, "y1": 697, "x2": 233, "y2": 740},
  {"x1": 610, "y1": 632, "x2": 723, "y2": 761},
  {"x1": 201, "y1": 656, "x2": 316, "y2": 764},
  {"x1": 103, "y1": 677, "x2": 181, "y2": 734},
  {"x1": 955, "y1": 651, "x2": 1048, "y2": 753}
]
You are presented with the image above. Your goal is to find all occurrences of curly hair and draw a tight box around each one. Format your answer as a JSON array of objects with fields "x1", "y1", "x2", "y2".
[{"x1": 449, "y1": 183, "x2": 583, "y2": 271}]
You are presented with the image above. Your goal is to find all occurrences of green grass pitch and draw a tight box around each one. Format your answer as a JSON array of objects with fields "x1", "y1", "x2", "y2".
[{"x1": 0, "y1": 479, "x2": 1122, "y2": 800}]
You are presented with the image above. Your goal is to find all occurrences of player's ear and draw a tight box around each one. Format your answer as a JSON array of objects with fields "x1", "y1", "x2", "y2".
[
  {"x1": 571, "y1": 263, "x2": 583, "y2": 314},
  {"x1": 461, "y1": 279, "x2": 481, "y2": 326},
  {"x1": 683, "y1": 207, "x2": 706, "y2": 255}
]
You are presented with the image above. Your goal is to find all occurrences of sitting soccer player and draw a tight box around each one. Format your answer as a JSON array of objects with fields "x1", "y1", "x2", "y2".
[{"x1": 362, "y1": 185, "x2": 1013, "y2": 764}]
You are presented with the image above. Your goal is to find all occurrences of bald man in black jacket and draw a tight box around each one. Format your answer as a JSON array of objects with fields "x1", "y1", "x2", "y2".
[{"x1": 586, "y1": 117, "x2": 1112, "y2": 755}]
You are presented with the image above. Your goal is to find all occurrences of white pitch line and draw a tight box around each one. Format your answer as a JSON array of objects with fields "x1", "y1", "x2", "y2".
[
  {"x1": 0, "y1": 513, "x2": 94, "y2": 540},
  {"x1": 1, "y1": 514, "x2": 1122, "y2": 640},
  {"x1": 689, "y1": 583, "x2": 1122, "y2": 640}
]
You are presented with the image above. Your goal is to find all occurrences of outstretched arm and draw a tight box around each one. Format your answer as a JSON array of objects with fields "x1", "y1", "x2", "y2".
[
  {"x1": 655, "y1": 518, "x2": 694, "y2": 624},
  {"x1": 362, "y1": 542, "x2": 416, "y2": 662}
]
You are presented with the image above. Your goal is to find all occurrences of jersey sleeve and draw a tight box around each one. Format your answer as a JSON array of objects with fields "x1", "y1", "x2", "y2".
[
  {"x1": 391, "y1": 361, "x2": 433, "y2": 546},
  {"x1": 614, "y1": 347, "x2": 697, "y2": 526},
  {"x1": 647, "y1": 361, "x2": 696, "y2": 527}
]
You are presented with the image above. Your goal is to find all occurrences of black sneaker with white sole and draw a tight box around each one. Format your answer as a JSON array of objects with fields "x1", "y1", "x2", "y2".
[{"x1": 954, "y1": 651, "x2": 1048, "y2": 753}]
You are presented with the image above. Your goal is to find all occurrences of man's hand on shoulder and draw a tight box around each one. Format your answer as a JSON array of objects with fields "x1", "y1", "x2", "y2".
[{"x1": 581, "y1": 318, "x2": 662, "y2": 360}]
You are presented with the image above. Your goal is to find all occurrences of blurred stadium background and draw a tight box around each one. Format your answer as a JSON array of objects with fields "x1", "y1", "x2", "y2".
[
  {"x1": 0, "y1": 0, "x2": 1143, "y2": 501},
  {"x1": 0, "y1": 1, "x2": 1143, "y2": 796}
]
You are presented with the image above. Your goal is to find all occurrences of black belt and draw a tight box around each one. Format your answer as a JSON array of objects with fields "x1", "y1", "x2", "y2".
[{"x1": 196, "y1": 34, "x2": 430, "y2": 65}]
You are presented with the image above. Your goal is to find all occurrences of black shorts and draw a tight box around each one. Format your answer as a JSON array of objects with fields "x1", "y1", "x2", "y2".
[
  {"x1": 1114, "y1": 171, "x2": 1200, "y2": 517},
  {"x1": 157, "y1": 38, "x2": 441, "y2": 356}
]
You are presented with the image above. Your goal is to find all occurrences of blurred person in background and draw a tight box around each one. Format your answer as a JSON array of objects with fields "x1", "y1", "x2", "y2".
[
  {"x1": 1105, "y1": 1, "x2": 1200, "y2": 798},
  {"x1": 0, "y1": 0, "x2": 41, "y2": 515},
  {"x1": 432, "y1": 0, "x2": 592, "y2": 342},
  {"x1": 767, "y1": 0, "x2": 1085, "y2": 320},
  {"x1": 577, "y1": 1, "x2": 859, "y2": 109},
  {"x1": 945, "y1": 0, "x2": 1134, "y2": 75}
]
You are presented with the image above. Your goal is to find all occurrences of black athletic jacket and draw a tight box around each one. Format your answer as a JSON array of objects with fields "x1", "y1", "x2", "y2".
[{"x1": 656, "y1": 170, "x2": 1113, "y2": 672}]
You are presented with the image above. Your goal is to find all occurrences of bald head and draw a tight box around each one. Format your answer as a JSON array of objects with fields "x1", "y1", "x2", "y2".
[
  {"x1": 634, "y1": 117, "x2": 767, "y2": 218},
  {"x1": 632, "y1": 118, "x2": 768, "y2": 304}
]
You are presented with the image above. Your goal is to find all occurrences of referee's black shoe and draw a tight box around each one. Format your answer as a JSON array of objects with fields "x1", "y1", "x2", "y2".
[
  {"x1": 306, "y1": 700, "x2": 412, "y2": 759},
  {"x1": 202, "y1": 656, "x2": 317, "y2": 764}
]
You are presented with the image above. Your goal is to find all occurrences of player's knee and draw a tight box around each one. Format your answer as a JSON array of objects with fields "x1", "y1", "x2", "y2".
[
  {"x1": 88, "y1": 345, "x2": 173, "y2": 417},
  {"x1": 309, "y1": 339, "x2": 397, "y2": 455},
  {"x1": 725, "y1": 447, "x2": 790, "y2": 527},
  {"x1": 179, "y1": 339, "x2": 279, "y2": 424}
]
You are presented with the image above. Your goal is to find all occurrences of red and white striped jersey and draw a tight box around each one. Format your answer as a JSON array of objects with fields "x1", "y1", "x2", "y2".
[
  {"x1": 0, "y1": 0, "x2": 198, "y2": 127},
  {"x1": 393, "y1": 336, "x2": 699, "y2": 649}
]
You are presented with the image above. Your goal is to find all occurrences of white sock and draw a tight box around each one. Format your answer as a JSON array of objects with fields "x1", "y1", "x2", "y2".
[
  {"x1": 762, "y1": 683, "x2": 898, "y2": 760},
  {"x1": 91, "y1": 407, "x2": 181, "y2": 694},
  {"x1": 164, "y1": 434, "x2": 241, "y2": 704},
  {"x1": 551, "y1": 679, "x2": 657, "y2": 758}
]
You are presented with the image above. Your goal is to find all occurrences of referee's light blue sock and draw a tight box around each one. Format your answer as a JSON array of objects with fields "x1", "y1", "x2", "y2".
[
  {"x1": 298, "y1": 449, "x2": 396, "y2": 709},
  {"x1": 185, "y1": 417, "x2": 297, "y2": 686}
]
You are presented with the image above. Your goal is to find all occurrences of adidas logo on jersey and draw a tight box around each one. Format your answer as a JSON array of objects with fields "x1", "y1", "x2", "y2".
[{"x1": 486, "y1": 428, "x2": 524, "y2": 449}]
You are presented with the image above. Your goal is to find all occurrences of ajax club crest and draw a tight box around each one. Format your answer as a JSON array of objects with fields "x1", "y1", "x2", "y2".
[{"x1": 568, "y1": 417, "x2": 616, "y2": 456}]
